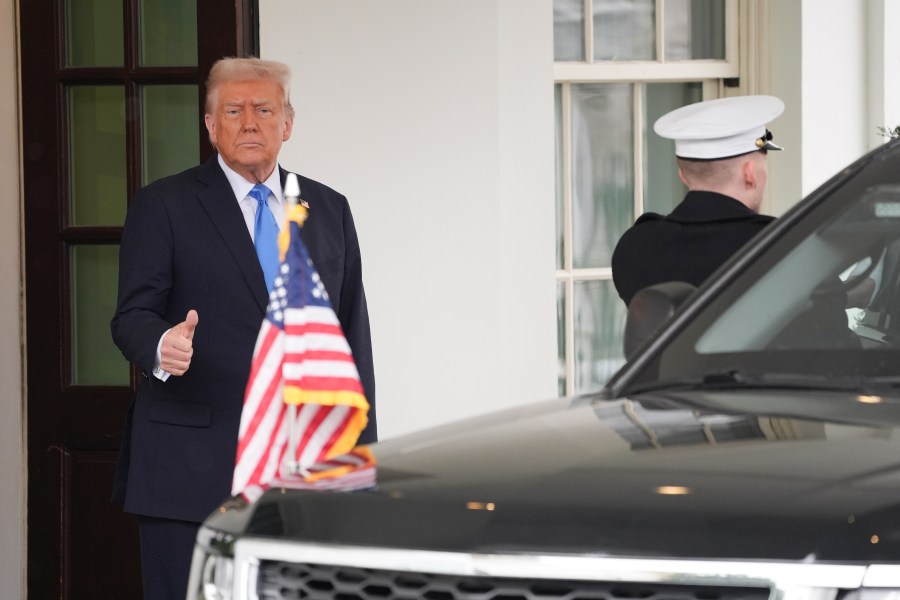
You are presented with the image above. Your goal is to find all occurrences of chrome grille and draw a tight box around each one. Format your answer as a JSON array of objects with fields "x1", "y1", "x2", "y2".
[{"x1": 256, "y1": 561, "x2": 771, "y2": 600}]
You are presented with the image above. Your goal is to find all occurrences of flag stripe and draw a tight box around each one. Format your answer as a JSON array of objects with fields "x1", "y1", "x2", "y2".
[
  {"x1": 283, "y1": 332, "x2": 350, "y2": 352},
  {"x1": 284, "y1": 350, "x2": 357, "y2": 362},
  {"x1": 284, "y1": 377, "x2": 365, "y2": 393},
  {"x1": 293, "y1": 403, "x2": 335, "y2": 465},
  {"x1": 241, "y1": 405, "x2": 287, "y2": 496},
  {"x1": 233, "y1": 384, "x2": 284, "y2": 482},
  {"x1": 283, "y1": 305, "x2": 339, "y2": 324},
  {"x1": 284, "y1": 323, "x2": 345, "y2": 336},
  {"x1": 283, "y1": 387, "x2": 367, "y2": 407},
  {"x1": 284, "y1": 361, "x2": 362, "y2": 379},
  {"x1": 237, "y1": 331, "x2": 283, "y2": 449},
  {"x1": 298, "y1": 404, "x2": 352, "y2": 466}
]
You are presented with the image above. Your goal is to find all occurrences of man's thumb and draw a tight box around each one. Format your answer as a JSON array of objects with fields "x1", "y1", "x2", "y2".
[{"x1": 183, "y1": 309, "x2": 199, "y2": 340}]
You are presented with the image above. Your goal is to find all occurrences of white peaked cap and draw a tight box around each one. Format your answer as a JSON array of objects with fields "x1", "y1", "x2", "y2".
[{"x1": 654, "y1": 95, "x2": 785, "y2": 160}]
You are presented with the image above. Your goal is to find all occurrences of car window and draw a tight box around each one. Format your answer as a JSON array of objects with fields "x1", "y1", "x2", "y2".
[
  {"x1": 621, "y1": 142, "x2": 900, "y2": 390},
  {"x1": 696, "y1": 185, "x2": 900, "y2": 353}
]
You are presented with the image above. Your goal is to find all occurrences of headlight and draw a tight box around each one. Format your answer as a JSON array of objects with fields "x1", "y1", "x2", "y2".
[
  {"x1": 200, "y1": 553, "x2": 234, "y2": 600},
  {"x1": 187, "y1": 526, "x2": 236, "y2": 600}
]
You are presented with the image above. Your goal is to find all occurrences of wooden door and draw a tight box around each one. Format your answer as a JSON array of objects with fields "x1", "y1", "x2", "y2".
[{"x1": 20, "y1": 1, "x2": 255, "y2": 597}]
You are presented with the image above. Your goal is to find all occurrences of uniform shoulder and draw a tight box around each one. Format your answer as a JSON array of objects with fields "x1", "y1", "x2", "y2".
[
  {"x1": 613, "y1": 212, "x2": 665, "y2": 258},
  {"x1": 750, "y1": 213, "x2": 776, "y2": 225},
  {"x1": 634, "y1": 212, "x2": 665, "y2": 225}
]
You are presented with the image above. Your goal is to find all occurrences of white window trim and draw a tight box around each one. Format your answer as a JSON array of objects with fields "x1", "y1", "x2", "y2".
[
  {"x1": 555, "y1": 0, "x2": 745, "y2": 396},
  {"x1": 555, "y1": 0, "x2": 739, "y2": 81}
]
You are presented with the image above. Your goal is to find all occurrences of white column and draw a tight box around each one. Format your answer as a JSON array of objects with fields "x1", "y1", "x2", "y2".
[
  {"x1": 768, "y1": 0, "x2": 869, "y2": 213},
  {"x1": 799, "y1": 0, "x2": 867, "y2": 196},
  {"x1": 867, "y1": 0, "x2": 900, "y2": 149},
  {"x1": 767, "y1": 0, "x2": 803, "y2": 215}
]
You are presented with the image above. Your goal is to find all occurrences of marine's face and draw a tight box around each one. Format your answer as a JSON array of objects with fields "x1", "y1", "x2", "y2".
[{"x1": 205, "y1": 78, "x2": 294, "y2": 183}]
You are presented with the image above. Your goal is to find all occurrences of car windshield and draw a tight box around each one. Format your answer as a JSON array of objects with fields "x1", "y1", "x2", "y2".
[{"x1": 619, "y1": 140, "x2": 900, "y2": 393}]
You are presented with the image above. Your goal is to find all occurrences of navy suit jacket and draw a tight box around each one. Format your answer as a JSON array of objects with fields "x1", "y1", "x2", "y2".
[{"x1": 111, "y1": 156, "x2": 376, "y2": 522}]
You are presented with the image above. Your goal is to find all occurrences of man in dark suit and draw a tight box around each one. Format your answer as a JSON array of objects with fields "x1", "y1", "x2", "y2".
[
  {"x1": 111, "y1": 57, "x2": 376, "y2": 600},
  {"x1": 612, "y1": 95, "x2": 784, "y2": 306}
]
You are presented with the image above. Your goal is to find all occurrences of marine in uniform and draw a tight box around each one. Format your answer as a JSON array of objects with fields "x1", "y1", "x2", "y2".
[{"x1": 612, "y1": 95, "x2": 784, "y2": 306}]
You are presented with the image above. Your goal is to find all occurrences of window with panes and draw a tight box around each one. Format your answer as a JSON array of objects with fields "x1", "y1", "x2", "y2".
[
  {"x1": 554, "y1": 0, "x2": 739, "y2": 395},
  {"x1": 65, "y1": 0, "x2": 202, "y2": 385}
]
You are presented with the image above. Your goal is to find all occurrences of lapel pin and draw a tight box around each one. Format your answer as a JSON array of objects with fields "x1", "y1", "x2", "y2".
[{"x1": 285, "y1": 173, "x2": 309, "y2": 210}]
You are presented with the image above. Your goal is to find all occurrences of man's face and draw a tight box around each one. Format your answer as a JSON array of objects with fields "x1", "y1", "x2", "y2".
[{"x1": 205, "y1": 78, "x2": 294, "y2": 182}]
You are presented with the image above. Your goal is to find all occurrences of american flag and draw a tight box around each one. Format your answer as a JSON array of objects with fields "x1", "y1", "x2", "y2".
[{"x1": 232, "y1": 203, "x2": 370, "y2": 503}]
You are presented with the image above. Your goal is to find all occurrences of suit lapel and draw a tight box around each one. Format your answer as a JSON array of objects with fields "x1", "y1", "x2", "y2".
[{"x1": 197, "y1": 156, "x2": 269, "y2": 312}]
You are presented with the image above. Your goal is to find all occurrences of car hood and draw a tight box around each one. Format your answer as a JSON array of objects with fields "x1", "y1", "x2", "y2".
[{"x1": 210, "y1": 391, "x2": 900, "y2": 563}]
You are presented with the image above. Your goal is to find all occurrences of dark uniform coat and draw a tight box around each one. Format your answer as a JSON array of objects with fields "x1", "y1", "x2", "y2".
[
  {"x1": 110, "y1": 156, "x2": 377, "y2": 523},
  {"x1": 612, "y1": 191, "x2": 774, "y2": 306}
]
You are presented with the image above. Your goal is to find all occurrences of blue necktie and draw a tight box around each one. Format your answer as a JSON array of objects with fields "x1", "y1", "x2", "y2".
[{"x1": 250, "y1": 184, "x2": 279, "y2": 293}]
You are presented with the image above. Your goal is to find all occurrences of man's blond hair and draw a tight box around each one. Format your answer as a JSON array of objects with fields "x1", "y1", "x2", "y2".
[{"x1": 205, "y1": 57, "x2": 294, "y2": 118}]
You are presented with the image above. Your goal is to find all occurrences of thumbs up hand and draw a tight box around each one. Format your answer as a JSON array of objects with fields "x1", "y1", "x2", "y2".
[{"x1": 160, "y1": 310, "x2": 198, "y2": 376}]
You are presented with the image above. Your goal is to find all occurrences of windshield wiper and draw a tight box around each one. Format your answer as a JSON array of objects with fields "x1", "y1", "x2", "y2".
[{"x1": 628, "y1": 369, "x2": 900, "y2": 396}]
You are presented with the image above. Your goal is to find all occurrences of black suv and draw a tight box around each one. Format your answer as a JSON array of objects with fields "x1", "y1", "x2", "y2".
[{"x1": 188, "y1": 139, "x2": 900, "y2": 600}]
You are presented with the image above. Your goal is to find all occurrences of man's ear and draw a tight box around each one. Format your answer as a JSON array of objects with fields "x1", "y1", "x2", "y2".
[
  {"x1": 282, "y1": 114, "x2": 294, "y2": 142},
  {"x1": 677, "y1": 167, "x2": 689, "y2": 187},
  {"x1": 204, "y1": 114, "x2": 216, "y2": 146},
  {"x1": 742, "y1": 158, "x2": 758, "y2": 189}
]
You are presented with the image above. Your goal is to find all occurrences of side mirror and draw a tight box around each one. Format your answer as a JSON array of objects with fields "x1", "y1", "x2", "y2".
[{"x1": 623, "y1": 281, "x2": 697, "y2": 360}]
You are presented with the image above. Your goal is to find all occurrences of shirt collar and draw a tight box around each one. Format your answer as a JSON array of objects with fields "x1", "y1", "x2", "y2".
[{"x1": 217, "y1": 154, "x2": 284, "y2": 207}]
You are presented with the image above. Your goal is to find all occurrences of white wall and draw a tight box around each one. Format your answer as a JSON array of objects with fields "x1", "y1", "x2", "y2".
[
  {"x1": 261, "y1": 0, "x2": 558, "y2": 439},
  {"x1": 3, "y1": 0, "x2": 24, "y2": 596},
  {"x1": 867, "y1": 0, "x2": 900, "y2": 150},
  {"x1": 800, "y1": 2, "x2": 867, "y2": 195},
  {"x1": 768, "y1": 1, "x2": 885, "y2": 215}
]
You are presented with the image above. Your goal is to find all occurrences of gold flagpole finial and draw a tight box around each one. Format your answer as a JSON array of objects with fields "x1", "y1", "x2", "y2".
[{"x1": 279, "y1": 173, "x2": 308, "y2": 260}]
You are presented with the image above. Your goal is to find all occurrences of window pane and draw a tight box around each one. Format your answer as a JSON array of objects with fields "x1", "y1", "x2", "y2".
[
  {"x1": 664, "y1": 0, "x2": 726, "y2": 60},
  {"x1": 68, "y1": 86, "x2": 127, "y2": 226},
  {"x1": 570, "y1": 83, "x2": 633, "y2": 269},
  {"x1": 555, "y1": 84, "x2": 565, "y2": 270},
  {"x1": 593, "y1": 0, "x2": 655, "y2": 61},
  {"x1": 557, "y1": 282, "x2": 567, "y2": 396},
  {"x1": 643, "y1": 82, "x2": 702, "y2": 215},
  {"x1": 64, "y1": 0, "x2": 123, "y2": 67},
  {"x1": 71, "y1": 245, "x2": 129, "y2": 385},
  {"x1": 554, "y1": 0, "x2": 585, "y2": 61},
  {"x1": 139, "y1": 0, "x2": 198, "y2": 66},
  {"x1": 574, "y1": 279, "x2": 626, "y2": 393},
  {"x1": 142, "y1": 85, "x2": 200, "y2": 184}
]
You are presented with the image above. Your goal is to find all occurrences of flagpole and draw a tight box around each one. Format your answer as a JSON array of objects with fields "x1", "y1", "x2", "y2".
[{"x1": 283, "y1": 173, "x2": 302, "y2": 476}]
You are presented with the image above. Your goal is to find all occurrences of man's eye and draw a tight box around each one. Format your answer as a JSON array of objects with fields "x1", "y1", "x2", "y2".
[{"x1": 258, "y1": 108, "x2": 272, "y2": 115}]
